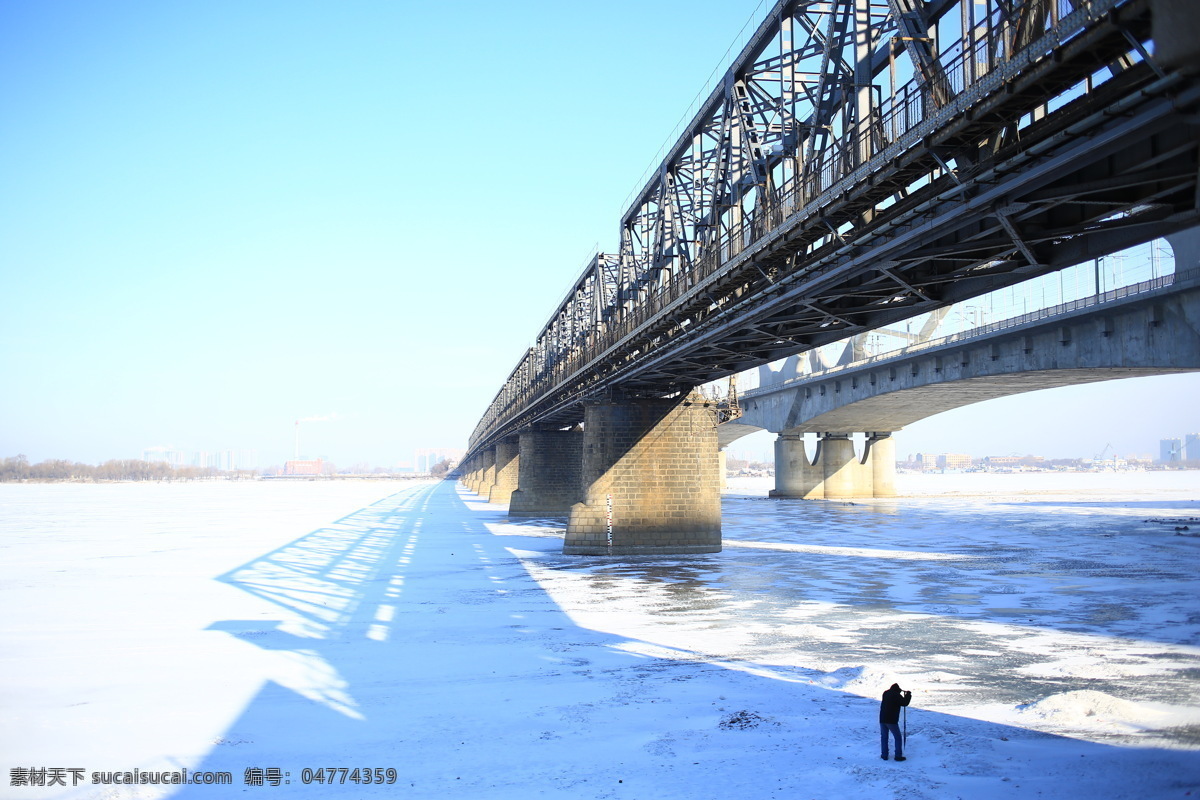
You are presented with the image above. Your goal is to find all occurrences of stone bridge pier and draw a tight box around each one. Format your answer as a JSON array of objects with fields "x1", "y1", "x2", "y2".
[
  {"x1": 462, "y1": 396, "x2": 722, "y2": 554},
  {"x1": 563, "y1": 393, "x2": 722, "y2": 555},
  {"x1": 770, "y1": 432, "x2": 896, "y2": 499},
  {"x1": 461, "y1": 440, "x2": 522, "y2": 505},
  {"x1": 508, "y1": 428, "x2": 584, "y2": 517},
  {"x1": 468, "y1": 449, "x2": 495, "y2": 496},
  {"x1": 487, "y1": 439, "x2": 520, "y2": 504},
  {"x1": 461, "y1": 454, "x2": 480, "y2": 492}
]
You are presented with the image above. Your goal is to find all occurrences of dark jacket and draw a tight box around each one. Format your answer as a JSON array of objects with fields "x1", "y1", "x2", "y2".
[{"x1": 879, "y1": 685, "x2": 911, "y2": 724}]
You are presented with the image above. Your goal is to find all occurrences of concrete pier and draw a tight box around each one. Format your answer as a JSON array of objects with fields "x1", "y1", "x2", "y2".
[
  {"x1": 508, "y1": 429, "x2": 584, "y2": 517},
  {"x1": 769, "y1": 433, "x2": 824, "y2": 499},
  {"x1": 768, "y1": 430, "x2": 895, "y2": 499},
  {"x1": 869, "y1": 433, "x2": 896, "y2": 497},
  {"x1": 820, "y1": 434, "x2": 865, "y2": 499},
  {"x1": 564, "y1": 394, "x2": 721, "y2": 555}
]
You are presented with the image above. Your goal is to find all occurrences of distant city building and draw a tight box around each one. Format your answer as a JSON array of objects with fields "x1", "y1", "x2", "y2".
[
  {"x1": 983, "y1": 455, "x2": 1044, "y2": 468},
  {"x1": 191, "y1": 449, "x2": 258, "y2": 471},
  {"x1": 1160, "y1": 438, "x2": 1183, "y2": 462},
  {"x1": 415, "y1": 448, "x2": 465, "y2": 473},
  {"x1": 284, "y1": 458, "x2": 323, "y2": 476},
  {"x1": 936, "y1": 453, "x2": 973, "y2": 470},
  {"x1": 984, "y1": 455, "x2": 1023, "y2": 467},
  {"x1": 1186, "y1": 434, "x2": 1200, "y2": 461},
  {"x1": 1092, "y1": 454, "x2": 1128, "y2": 470},
  {"x1": 916, "y1": 452, "x2": 973, "y2": 470},
  {"x1": 229, "y1": 449, "x2": 258, "y2": 470},
  {"x1": 143, "y1": 446, "x2": 184, "y2": 467}
]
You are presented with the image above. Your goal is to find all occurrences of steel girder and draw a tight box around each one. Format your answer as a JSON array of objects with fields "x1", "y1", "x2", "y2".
[{"x1": 467, "y1": 0, "x2": 1200, "y2": 454}]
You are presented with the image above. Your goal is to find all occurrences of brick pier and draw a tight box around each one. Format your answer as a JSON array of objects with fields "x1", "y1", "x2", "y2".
[
  {"x1": 563, "y1": 394, "x2": 721, "y2": 555},
  {"x1": 508, "y1": 429, "x2": 583, "y2": 517}
]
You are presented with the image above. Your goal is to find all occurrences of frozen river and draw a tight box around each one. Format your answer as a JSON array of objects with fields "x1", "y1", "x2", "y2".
[
  {"x1": 716, "y1": 472, "x2": 1200, "y2": 713},
  {"x1": 1, "y1": 473, "x2": 1199, "y2": 798}
]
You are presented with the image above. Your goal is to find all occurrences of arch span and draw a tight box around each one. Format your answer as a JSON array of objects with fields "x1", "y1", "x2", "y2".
[
  {"x1": 727, "y1": 279, "x2": 1200, "y2": 437},
  {"x1": 717, "y1": 278, "x2": 1200, "y2": 498}
]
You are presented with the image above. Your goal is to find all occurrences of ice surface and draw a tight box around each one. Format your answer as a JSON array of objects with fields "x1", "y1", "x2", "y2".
[{"x1": 2, "y1": 474, "x2": 1199, "y2": 798}]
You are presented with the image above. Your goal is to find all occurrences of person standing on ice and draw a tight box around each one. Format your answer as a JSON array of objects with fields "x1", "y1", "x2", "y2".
[{"x1": 879, "y1": 683, "x2": 911, "y2": 761}]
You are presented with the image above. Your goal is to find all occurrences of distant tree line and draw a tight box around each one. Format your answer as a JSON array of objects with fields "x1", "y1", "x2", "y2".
[
  {"x1": 1044, "y1": 458, "x2": 1086, "y2": 468},
  {"x1": 726, "y1": 456, "x2": 772, "y2": 473},
  {"x1": 0, "y1": 454, "x2": 251, "y2": 483}
]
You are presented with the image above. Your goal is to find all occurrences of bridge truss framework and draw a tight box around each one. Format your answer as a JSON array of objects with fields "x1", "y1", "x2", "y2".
[{"x1": 468, "y1": 0, "x2": 1199, "y2": 457}]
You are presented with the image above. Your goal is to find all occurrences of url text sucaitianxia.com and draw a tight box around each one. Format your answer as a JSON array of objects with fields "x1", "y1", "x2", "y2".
[
  {"x1": 10, "y1": 768, "x2": 232, "y2": 787},
  {"x1": 11, "y1": 766, "x2": 399, "y2": 787}
]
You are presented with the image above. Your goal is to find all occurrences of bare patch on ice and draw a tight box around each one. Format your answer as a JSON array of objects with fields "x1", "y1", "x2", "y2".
[{"x1": 718, "y1": 710, "x2": 778, "y2": 730}]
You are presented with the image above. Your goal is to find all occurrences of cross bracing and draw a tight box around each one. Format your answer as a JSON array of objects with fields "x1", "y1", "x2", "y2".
[{"x1": 468, "y1": 0, "x2": 1200, "y2": 454}]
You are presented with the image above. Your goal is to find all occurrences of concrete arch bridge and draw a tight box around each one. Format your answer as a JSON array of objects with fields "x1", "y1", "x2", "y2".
[{"x1": 717, "y1": 267, "x2": 1200, "y2": 498}]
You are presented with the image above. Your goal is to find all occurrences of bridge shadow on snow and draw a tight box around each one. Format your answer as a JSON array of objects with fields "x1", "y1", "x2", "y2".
[{"x1": 170, "y1": 482, "x2": 1199, "y2": 797}]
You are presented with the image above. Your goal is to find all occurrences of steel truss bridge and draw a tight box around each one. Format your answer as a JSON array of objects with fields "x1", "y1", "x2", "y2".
[{"x1": 468, "y1": 0, "x2": 1200, "y2": 457}]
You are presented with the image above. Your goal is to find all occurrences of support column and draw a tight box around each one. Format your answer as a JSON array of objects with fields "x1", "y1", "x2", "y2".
[
  {"x1": 474, "y1": 458, "x2": 486, "y2": 492},
  {"x1": 468, "y1": 457, "x2": 483, "y2": 493},
  {"x1": 488, "y1": 440, "x2": 520, "y2": 504},
  {"x1": 821, "y1": 433, "x2": 873, "y2": 499},
  {"x1": 769, "y1": 432, "x2": 824, "y2": 499},
  {"x1": 508, "y1": 429, "x2": 584, "y2": 516},
  {"x1": 564, "y1": 394, "x2": 721, "y2": 555},
  {"x1": 868, "y1": 432, "x2": 896, "y2": 498},
  {"x1": 472, "y1": 449, "x2": 496, "y2": 496}
]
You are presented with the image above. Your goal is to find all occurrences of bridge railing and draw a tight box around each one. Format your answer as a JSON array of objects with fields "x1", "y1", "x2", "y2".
[
  {"x1": 469, "y1": 0, "x2": 1131, "y2": 451},
  {"x1": 742, "y1": 266, "x2": 1198, "y2": 397}
]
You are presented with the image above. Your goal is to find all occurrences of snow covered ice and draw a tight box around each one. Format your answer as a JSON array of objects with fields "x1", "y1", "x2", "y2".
[{"x1": 2, "y1": 473, "x2": 1200, "y2": 799}]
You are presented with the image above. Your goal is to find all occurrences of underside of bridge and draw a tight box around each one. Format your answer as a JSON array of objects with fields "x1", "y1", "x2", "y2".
[
  {"x1": 717, "y1": 364, "x2": 1195, "y2": 446},
  {"x1": 782, "y1": 367, "x2": 1195, "y2": 434}
]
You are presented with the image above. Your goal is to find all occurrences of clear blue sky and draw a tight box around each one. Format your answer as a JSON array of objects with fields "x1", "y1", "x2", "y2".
[{"x1": 2, "y1": 0, "x2": 1196, "y2": 468}]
